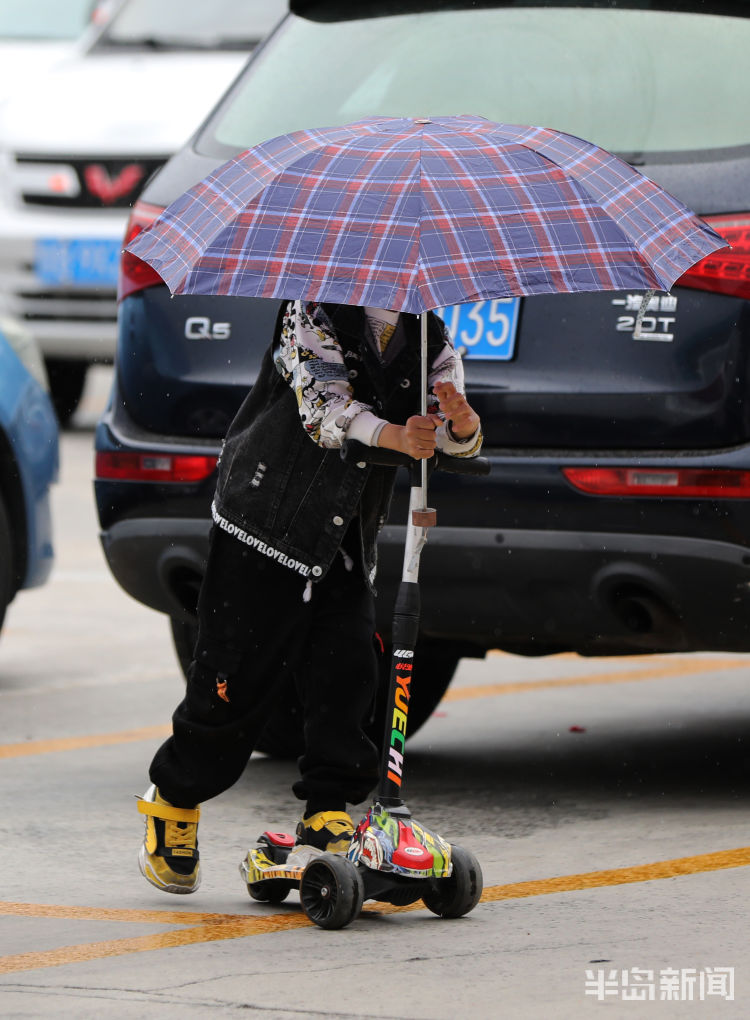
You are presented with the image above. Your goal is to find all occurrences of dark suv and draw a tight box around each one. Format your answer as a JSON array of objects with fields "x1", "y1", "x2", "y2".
[{"x1": 95, "y1": 0, "x2": 750, "y2": 751}]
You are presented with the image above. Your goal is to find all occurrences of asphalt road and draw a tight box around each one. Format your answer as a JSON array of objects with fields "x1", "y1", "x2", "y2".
[{"x1": 1, "y1": 368, "x2": 749, "y2": 1017}]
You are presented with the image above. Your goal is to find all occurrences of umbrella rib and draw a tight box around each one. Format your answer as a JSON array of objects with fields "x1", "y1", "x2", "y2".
[
  {"x1": 407, "y1": 123, "x2": 426, "y2": 312},
  {"x1": 341, "y1": 132, "x2": 420, "y2": 310},
  {"x1": 419, "y1": 136, "x2": 498, "y2": 305}
]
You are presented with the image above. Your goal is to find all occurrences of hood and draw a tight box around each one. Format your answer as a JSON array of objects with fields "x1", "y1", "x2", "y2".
[
  {"x1": 0, "y1": 41, "x2": 73, "y2": 106},
  {"x1": 0, "y1": 50, "x2": 249, "y2": 155}
]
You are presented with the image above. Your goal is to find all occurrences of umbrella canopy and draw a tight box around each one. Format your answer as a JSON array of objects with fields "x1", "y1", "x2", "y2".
[{"x1": 126, "y1": 115, "x2": 727, "y2": 314}]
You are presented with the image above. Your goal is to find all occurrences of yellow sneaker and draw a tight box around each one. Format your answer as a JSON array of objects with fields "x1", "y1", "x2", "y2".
[
  {"x1": 137, "y1": 784, "x2": 201, "y2": 894},
  {"x1": 295, "y1": 810, "x2": 354, "y2": 854}
]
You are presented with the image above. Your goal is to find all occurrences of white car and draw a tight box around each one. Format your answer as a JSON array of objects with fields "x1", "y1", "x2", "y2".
[
  {"x1": 0, "y1": 0, "x2": 286, "y2": 422},
  {"x1": 0, "y1": 1, "x2": 114, "y2": 106}
]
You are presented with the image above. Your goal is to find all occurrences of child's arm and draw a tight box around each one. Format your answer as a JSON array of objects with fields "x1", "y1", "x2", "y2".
[
  {"x1": 275, "y1": 301, "x2": 382, "y2": 448},
  {"x1": 425, "y1": 322, "x2": 483, "y2": 457}
]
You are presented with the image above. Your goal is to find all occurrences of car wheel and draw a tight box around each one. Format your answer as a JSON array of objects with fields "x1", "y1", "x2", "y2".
[
  {"x1": 0, "y1": 495, "x2": 12, "y2": 636},
  {"x1": 45, "y1": 358, "x2": 87, "y2": 426},
  {"x1": 168, "y1": 618, "x2": 463, "y2": 759}
]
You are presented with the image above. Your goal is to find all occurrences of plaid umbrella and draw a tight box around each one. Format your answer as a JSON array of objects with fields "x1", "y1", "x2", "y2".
[{"x1": 126, "y1": 114, "x2": 726, "y2": 314}]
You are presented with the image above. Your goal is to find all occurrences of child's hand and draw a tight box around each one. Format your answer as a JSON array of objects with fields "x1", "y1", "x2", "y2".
[
  {"x1": 377, "y1": 415, "x2": 441, "y2": 459},
  {"x1": 433, "y1": 381, "x2": 480, "y2": 440},
  {"x1": 400, "y1": 414, "x2": 442, "y2": 459}
]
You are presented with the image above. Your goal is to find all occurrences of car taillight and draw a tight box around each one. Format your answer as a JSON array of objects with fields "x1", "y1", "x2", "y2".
[
  {"x1": 118, "y1": 199, "x2": 166, "y2": 301},
  {"x1": 562, "y1": 466, "x2": 750, "y2": 499},
  {"x1": 676, "y1": 214, "x2": 750, "y2": 300},
  {"x1": 95, "y1": 451, "x2": 217, "y2": 483}
]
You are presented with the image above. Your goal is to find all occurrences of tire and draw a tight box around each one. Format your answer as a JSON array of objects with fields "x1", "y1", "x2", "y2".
[
  {"x1": 169, "y1": 616, "x2": 463, "y2": 759},
  {"x1": 45, "y1": 358, "x2": 87, "y2": 427},
  {"x1": 0, "y1": 495, "x2": 13, "y2": 637},
  {"x1": 299, "y1": 854, "x2": 364, "y2": 930},
  {"x1": 422, "y1": 844, "x2": 483, "y2": 919},
  {"x1": 247, "y1": 879, "x2": 291, "y2": 904}
]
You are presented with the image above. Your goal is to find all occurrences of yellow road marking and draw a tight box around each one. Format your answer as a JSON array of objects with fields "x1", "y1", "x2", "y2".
[
  {"x1": 479, "y1": 846, "x2": 750, "y2": 901},
  {"x1": 443, "y1": 656, "x2": 749, "y2": 702},
  {"x1": 0, "y1": 916, "x2": 312, "y2": 975},
  {"x1": 0, "y1": 725, "x2": 171, "y2": 760},
  {"x1": 1, "y1": 846, "x2": 748, "y2": 975},
  {"x1": 0, "y1": 902, "x2": 254, "y2": 924}
]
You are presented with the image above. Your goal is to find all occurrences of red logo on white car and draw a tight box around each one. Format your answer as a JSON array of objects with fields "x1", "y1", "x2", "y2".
[{"x1": 84, "y1": 163, "x2": 145, "y2": 204}]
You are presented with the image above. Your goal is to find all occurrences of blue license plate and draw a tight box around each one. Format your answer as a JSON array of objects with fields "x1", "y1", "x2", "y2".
[
  {"x1": 436, "y1": 298, "x2": 520, "y2": 360},
  {"x1": 34, "y1": 238, "x2": 121, "y2": 286}
]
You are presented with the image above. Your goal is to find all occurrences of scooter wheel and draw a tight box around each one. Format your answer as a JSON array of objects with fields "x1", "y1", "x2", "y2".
[
  {"x1": 300, "y1": 853, "x2": 364, "y2": 930},
  {"x1": 422, "y1": 844, "x2": 483, "y2": 919},
  {"x1": 247, "y1": 878, "x2": 291, "y2": 904}
]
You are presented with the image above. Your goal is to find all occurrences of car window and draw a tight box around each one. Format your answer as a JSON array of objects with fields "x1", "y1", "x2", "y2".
[
  {"x1": 94, "y1": 0, "x2": 287, "y2": 50},
  {"x1": 199, "y1": 2, "x2": 750, "y2": 158},
  {"x1": 0, "y1": 0, "x2": 97, "y2": 40}
]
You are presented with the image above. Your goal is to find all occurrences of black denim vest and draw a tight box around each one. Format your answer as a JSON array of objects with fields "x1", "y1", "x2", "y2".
[{"x1": 211, "y1": 303, "x2": 447, "y2": 590}]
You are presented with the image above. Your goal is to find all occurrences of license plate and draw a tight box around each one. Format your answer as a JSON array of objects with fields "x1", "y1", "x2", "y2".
[
  {"x1": 436, "y1": 298, "x2": 520, "y2": 360},
  {"x1": 34, "y1": 238, "x2": 121, "y2": 286}
]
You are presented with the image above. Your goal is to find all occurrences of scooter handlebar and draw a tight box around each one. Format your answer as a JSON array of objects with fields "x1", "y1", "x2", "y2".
[{"x1": 341, "y1": 439, "x2": 491, "y2": 477}]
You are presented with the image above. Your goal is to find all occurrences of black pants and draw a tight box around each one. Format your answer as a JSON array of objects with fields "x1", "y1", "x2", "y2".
[{"x1": 150, "y1": 526, "x2": 381, "y2": 809}]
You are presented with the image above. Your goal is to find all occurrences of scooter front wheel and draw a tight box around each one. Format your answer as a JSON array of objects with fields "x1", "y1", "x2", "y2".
[
  {"x1": 300, "y1": 853, "x2": 365, "y2": 930},
  {"x1": 422, "y1": 844, "x2": 483, "y2": 919},
  {"x1": 247, "y1": 878, "x2": 292, "y2": 904}
]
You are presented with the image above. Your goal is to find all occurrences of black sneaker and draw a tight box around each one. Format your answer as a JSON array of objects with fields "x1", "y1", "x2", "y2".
[
  {"x1": 295, "y1": 810, "x2": 355, "y2": 854},
  {"x1": 137, "y1": 784, "x2": 201, "y2": 894}
]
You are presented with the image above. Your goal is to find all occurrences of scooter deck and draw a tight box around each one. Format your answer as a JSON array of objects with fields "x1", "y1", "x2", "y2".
[{"x1": 241, "y1": 841, "x2": 322, "y2": 885}]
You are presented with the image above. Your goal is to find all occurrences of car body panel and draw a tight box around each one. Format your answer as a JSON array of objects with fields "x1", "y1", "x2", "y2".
[
  {"x1": 0, "y1": 53, "x2": 251, "y2": 155},
  {"x1": 0, "y1": 41, "x2": 76, "y2": 104},
  {"x1": 0, "y1": 329, "x2": 59, "y2": 590},
  {"x1": 0, "y1": 0, "x2": 116, "y2": 103}
]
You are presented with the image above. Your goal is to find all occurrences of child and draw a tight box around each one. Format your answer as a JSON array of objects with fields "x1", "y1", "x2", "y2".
[{"x1": 138, "y1": 299, "x2": 482, "y2": 894}]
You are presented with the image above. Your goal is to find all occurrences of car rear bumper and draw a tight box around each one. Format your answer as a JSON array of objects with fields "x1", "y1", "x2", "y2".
[{"x1": 99, "y1": 515, "x2": 750, "y2": 656}]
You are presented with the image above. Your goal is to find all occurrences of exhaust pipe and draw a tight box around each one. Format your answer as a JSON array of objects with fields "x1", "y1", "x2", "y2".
[{"x1": 609, "y1": 583, "x2": 681, "y2": 637}]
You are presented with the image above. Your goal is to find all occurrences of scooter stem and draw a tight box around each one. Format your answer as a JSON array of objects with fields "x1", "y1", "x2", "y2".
[
  {"x1": 377, "y1": 470, "x2": 433, "y2": 805},
  {"x1": 377, "y1": 312, "x2": 437, "y2": 805}
]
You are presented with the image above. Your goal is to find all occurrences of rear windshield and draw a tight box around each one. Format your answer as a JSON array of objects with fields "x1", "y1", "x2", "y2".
[
  {"x1": 199, "y1": 3, "x2": 750, "y2": 159},
  {"x1": 0, "y1": 0, "x2": 95, "y2": 40},
  {"x1": 94, "y1": 0, "x2": 287, "y2": 51}
]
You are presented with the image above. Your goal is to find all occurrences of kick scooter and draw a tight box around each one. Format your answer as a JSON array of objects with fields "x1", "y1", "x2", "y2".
[{"x1": 240, "y1": 317, "x2": 490, "y2": 929}]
